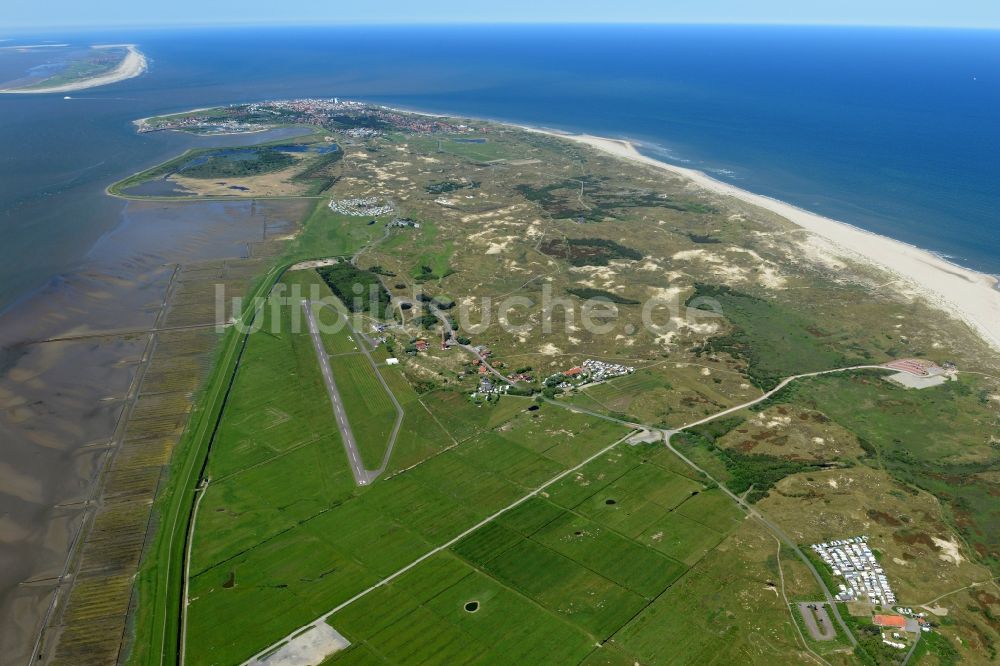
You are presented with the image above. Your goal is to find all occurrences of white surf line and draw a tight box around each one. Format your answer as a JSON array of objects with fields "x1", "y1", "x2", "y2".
[{"x1": 240, "y1": 429, "x2": 638, "y2": 665}]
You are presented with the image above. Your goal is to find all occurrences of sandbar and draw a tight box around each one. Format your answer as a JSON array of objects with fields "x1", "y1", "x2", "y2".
[{"x1": 0, "y1": 44, "x2": 147, "y2": 94}]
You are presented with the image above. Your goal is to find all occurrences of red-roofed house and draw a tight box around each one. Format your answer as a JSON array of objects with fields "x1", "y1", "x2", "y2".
[{"x1": 564, "y1": 366, "x2": 583, "y2": 377}]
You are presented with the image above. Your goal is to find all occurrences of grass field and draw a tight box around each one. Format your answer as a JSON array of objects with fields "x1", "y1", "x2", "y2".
[
  {"x1": 290, "y1": 203, "x2": 386, "y2": 262},
  {"x1": 318, "y1": 442, "x2": 803, "y2": 665},
  {"x1": 182, "y1": 287, "x2": 644, "y2": 663},
  {"x1": 327, "y1": 353, "x2": 397, "y2": 468},
  {"x1": 567, "y1": 363, "x2": 760, "y2": 428},
  {"x1": 137, "y1": 109, "x2": 1000, "y2": 666},
  {"x1": 403, "y1": 135, "x2": 523, "y2": 162}
]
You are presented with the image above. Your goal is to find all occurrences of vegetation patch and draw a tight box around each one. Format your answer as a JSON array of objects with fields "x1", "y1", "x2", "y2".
[
  {"x1": 677, "y1": 427, "x2": 825, "y2": 503},
  {"x1": 689, "y1": 283, "x2": 866, "y2": 390},
  {"x1": 316, "y1": 264, "x2": 391, "y2": 317},
  {"x1": 516, "y1": 178, "x2": 714, "y2": 221},
  {"x1": 565, "y1": 287, "x2": 640, "y2": 305},
  {"x1": 540, "y1": 237, "x2": 642, "y2": 266},
  {"x1": 771, "y1": 372, "x2": 1000, "y2": 573},
  {"x1": 179, "y1": 147, "x2": 297, "y2": 179},
  {"x1": 426, "y1": 180, "x2": 480, "y2": 194}
]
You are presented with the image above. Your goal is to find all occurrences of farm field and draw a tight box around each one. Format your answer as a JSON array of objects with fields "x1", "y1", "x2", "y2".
[
  {"x1": 126, "y1": 102, "x2": 1000, "y2": 666},
  {"x1": 320, "y1": 444, "x2": 812, "y2": 665},
  {"x1": 184, "y1": 285, "x2": 651, "y2": 663}
]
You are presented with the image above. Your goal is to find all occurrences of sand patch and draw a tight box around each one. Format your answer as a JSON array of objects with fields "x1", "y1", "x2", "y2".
[
  {"x1": 932, "y1": 536, "x2": 964, "y2": 565},
  {"x1": 673, "y1": 247, "x2": 787, "y2": 288},
  {"x1": 245, "y1": 622, "x2": 349, "y2": 666}
]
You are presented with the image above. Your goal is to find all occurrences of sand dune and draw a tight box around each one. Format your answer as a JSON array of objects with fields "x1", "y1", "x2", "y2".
[{"x1": 533, "y1": 130, "x2": 1000, "y2": 353}]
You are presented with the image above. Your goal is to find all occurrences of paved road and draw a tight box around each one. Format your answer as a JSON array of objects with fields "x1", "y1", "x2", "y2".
[
  {"x1": 314, "y1": 301, "x2": 404, "y2": 479},
  {"x1": 395, "y1": 296, "x2": 514, "y2": 386},
  {"x1": 797, "y1": 602, "x2": 836, "y2": 641},
  {"x1": 239, "y1": 431, "x2": 638, "y2": 666},
  {"x1": 301, "y1": 299, "x2": 374, "y2": 486},
  {"x1": 244, "y1": 361, "x2": 898, "y2": 663}
]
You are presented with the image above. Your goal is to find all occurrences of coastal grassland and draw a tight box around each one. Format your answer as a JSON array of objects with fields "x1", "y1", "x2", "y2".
[
  {"x1": 712, "y1": 403, "x2": 867, "y2": 462},
  {"x1": 127, "y1": 258, "x2": 294, "y2": 666},
  {"x1": 355, "y1": 123, "x2": 947, "y2": 405},
  {"x1": 319, "y1": 443, "x2": 782, "y2": 666},
  {"x1": 108, "y1": 133, "x2": 337, "y2": 199},
  {"x1": 687, "y1": 283, "x2": 873, "y2": 390},
  {"x1": 565, "y1": 363, "x2": 760, "y2": 428},
  {"x1": 324, "y1": 466, "x2": 817, "y2": 665},
  {"x1": 368, "y1": 218, "x2": 456, "y2": 286},
  {"x1": 759, "y1": 465, "x2": 1000, "y2": 663},
  {"x1": 185, "y1": 399, "x2": 631, "y2": 663},
  {"x1": 322, "y1": 552, "x2": 595, "y2": 664},
  {"x1": 402, "y1": 134, "x2": 525, "y2": 162},
  {"x1": 760, "y1": 370, "x2": 1000, "y2": 574},
  {"x1": 610, "y1": 518, "x2": 821, "y2": 664},
  {"x1": 118, "y1": 109, "x2": 1000, "y2": 664},
  {"x1": 290, "y1": 202, "x2": 387, "y2": 261},
  {"x1": 182, "y1": 276, "x2": 637, "y2": 664}
]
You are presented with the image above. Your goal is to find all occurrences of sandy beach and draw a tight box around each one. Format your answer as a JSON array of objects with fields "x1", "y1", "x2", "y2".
[
  {"x1": 533, "y1": 130, "x2": 1000, "y2": 353},
  {"x1": 0, "y1": 44, "x2": 147, "y2": 94}
]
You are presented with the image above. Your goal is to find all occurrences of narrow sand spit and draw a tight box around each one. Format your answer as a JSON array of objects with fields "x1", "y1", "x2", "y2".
[
  {"x1": 0, "y1": 44, "x2": 147, "y2": 94},
  {"x1": 527, "y1": 130, "x2": 1000, "y2": 353}
]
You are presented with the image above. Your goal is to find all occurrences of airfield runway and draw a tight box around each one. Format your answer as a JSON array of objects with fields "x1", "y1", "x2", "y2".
[{"x1": 301, "y1": 299, "x2": 375, "y2": 486}]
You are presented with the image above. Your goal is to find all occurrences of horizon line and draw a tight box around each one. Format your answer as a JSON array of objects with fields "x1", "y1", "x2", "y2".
[{"x1": 4, "y1": 20, "x2": 1000, "y2": 34}]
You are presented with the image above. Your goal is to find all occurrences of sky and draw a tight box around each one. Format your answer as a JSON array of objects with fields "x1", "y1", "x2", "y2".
[{"x1": 4, "y1": 0, "x2": 1000, "y2": 30}]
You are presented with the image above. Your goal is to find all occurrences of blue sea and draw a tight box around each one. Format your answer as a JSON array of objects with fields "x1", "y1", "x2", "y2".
[{"x1": 1, "y1": 25, "x2": 999, "y2": 311}]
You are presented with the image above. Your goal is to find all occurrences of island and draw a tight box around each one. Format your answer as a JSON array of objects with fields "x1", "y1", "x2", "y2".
[
  {"x1": 35, "y1": 99, "x2": 1000, "y2": 666},
  {"x1": 0, "y1": 43, "x2": 147, "y2": 94}
]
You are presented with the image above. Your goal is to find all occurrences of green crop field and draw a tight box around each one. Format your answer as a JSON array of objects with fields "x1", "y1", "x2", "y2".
[
  {"x1": 315, "y1": 440, "x2": 745, "y2": 665},
  {"x1": 182, "y1": 286, "x2": 645, "y2": 663},
  {"x1": 325, "y1": 553, "x2": 595, "y2": 664},
  {"x1": 123, "y1": 106, "x2": 1000, "y2": 666}
]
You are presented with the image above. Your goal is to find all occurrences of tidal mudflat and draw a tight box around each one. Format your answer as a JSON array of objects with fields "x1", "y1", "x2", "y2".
[{"x1": 0, "y1": 198, "x2": 308, "y2": 663}]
